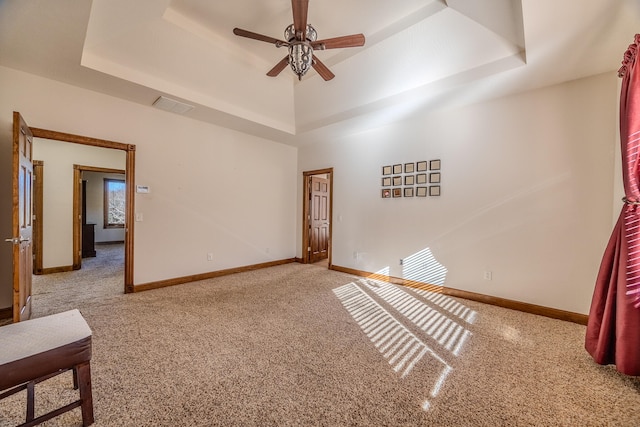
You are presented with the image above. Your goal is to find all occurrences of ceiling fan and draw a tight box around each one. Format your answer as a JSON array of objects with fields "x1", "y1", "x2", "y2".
[{"x1": 233, "y1": 0, "x2": 365, "y2": 81}]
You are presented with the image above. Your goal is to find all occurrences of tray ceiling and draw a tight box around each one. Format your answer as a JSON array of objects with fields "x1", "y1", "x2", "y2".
[{"x1": 0, "y1": 0, "x2": 638, "y2": 145}]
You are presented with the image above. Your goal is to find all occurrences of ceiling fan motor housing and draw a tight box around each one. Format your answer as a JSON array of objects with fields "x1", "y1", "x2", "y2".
[{"x1": 284, "y1": 24, "x2": 317, "y2": 42}]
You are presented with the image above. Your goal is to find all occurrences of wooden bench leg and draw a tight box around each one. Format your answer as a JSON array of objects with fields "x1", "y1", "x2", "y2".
[
  {"x1": 26, "y1": 381, "x2": 35, "y2": 422},
  {"x1": 73, "y1": 366, "x2": 79, "y2": 390},
  {"x1": 75, "y1": 361, "x2": 94, "y2": 426}
]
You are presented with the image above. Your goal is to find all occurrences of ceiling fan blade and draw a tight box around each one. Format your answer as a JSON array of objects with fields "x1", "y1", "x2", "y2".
[
  {"x1": 291, "y1": 0, "x2": 309, "y2": 39},
  {"x1": 312, "y1": 55, "x2": 335, "y2": 81},
  {"x1": 267, "y1": 56, "x2": 290, "y2": 77},
  {"x1": 311, "y1": 34, "x2": 365, "y2": 50},
  {"x1": 233, "y1": 28, "x2": 288, "y2": 46}
]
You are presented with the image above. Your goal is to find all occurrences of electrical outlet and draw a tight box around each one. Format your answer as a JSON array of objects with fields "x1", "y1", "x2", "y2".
[
  {"x1": 483, "y1": 271, "x2": 492, "y2": 280},
  {"x1": 207, "y1": 253, "x2": 213, "y2": 261}
]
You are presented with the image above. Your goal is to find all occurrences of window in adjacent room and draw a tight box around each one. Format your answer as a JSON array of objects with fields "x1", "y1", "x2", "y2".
[{"x1": 104, "y1": 178, "x2": 125, "y2": 228}]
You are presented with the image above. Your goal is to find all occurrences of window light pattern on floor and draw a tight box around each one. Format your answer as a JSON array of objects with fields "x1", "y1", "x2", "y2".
[
  {"x1": 333, "y1": 282, "x2": 455, "y2": 411},
  {"x1": 409, "y1": 286, "x2": 477, "y2": 324},
  {"x1": 358, "y1": 278, "x2": 475, "y2": 357}
]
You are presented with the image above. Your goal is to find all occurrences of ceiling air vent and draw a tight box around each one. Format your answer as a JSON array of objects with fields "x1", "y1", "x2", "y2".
[{"x1": 152, "y1": 96, "x2": 194, "y2": 114}]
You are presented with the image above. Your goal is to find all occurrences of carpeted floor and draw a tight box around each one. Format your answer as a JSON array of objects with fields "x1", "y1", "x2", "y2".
[{"x1": 1, "y1": 245, "x2": 639, "y2": 426}]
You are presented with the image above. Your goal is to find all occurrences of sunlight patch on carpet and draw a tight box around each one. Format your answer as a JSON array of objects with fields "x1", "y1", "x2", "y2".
[
  {"x1": 359, "y1": 278, "x2": 474, "y2": 356},
  {"x1": 333, "y1": 282, "x2": 454, "y2": 410}
]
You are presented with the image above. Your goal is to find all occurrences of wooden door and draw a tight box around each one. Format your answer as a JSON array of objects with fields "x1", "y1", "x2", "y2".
[
  {"x1": 309, "y1": 176, "x2": 330, "y2": 263},
  {"x1": 10, "y1": 112, "x2": 34, "y2": 322}
]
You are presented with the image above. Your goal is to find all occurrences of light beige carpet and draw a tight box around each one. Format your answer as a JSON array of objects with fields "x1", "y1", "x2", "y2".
[{"x1": 1, "y1": 245, "x2": 639, "y2": 426}]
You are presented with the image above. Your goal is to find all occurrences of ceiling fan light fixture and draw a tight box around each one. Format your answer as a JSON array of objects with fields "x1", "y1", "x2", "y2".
[{"x1": 289, "y1": 43, "x2": 313, "y2": 80}]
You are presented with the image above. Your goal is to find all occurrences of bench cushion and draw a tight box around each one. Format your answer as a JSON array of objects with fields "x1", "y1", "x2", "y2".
[{"x1": 0, "y1": 309, "x2": 92, "y2": 390}]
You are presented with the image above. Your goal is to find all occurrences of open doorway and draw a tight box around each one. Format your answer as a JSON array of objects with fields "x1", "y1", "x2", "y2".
[
  {"x1": 302, "y1": 168, "x2": 333, "y2": 267},
  {"x1": 73, "y1": 166, "x2": 126, "y2": 270},
  {"x1": 30, "y1": 127, "x2": 135, "y2": 294},
  {"x1": 6, "y1": 113, "x2": 135, "y2": 323}
]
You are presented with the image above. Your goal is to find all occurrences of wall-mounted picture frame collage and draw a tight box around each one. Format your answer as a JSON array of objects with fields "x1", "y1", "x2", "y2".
[{"x1": 381, "y1": 159, "x2": 441, "y2": 198}]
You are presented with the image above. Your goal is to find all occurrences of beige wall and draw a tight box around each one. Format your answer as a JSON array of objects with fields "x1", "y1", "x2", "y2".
[
  {"x1": 298, "y1": 72, "x2": 618, "y2": 315},
  {"x1": 0, "y1": 65, "x2": 298, "y2": 308}
]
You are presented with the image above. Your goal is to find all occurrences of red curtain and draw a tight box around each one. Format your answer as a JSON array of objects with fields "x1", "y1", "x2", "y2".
[{"x1": 586, "y1": 34, "x2": 640, "y2": 376}]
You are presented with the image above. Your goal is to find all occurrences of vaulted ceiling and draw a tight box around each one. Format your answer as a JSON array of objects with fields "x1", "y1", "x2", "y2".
[{"x1": 0, "y1": 0, "x2": 638, "y2": 145}]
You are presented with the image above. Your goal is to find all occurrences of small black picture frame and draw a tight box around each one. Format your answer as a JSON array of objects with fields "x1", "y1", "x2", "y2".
[
  {"x1": 404, "y1": 175, "x2": 415, "y2": 185},
  {"x1": 392, "y1": 188, "x2": 402, "y2": 198},
  {"x1": 404, "y1": 163, "x2": 414, "y2": 173},
  {"x1": 429, "y1": 186, "x2": 441, "y2": 196},
  {"x1": 392, "y1": 176, "x2": 402, "y2": 186},
  {"x1": 382, "y1": 177, "x2": 392, "y2": 187},
  {"x1": 382, "y1": 189, "x2": 391, "y2": 198},
  {"x1": 393, "y1": 164, "x2": 403, "y2": 174},
  {"x1": 416, "y1": 187, "x2": 427, "y2": 197},
  {"x1": 416, "y1": 173, "x2": 427, "y2": 184},
  {"x1": 429, "y1": 172, "x2": 441, "y2": 183},
  {"x1": 417, "y1": 161, "x2": 428, "y2": 172},
  {"x1": 429, "y1": 159, "x2": 441, "y2": 170},
  {"x1": 382, "y1": 165, "x2": 392, "y2": 175},
  {"x1": 404, "y1": 187, "x2": 414, "y2": 197}
]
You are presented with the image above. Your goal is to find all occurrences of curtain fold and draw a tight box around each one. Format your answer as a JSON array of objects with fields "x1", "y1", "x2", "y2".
[{"x1": 586, "y1": 34, "x2": 640, "y2": 376}]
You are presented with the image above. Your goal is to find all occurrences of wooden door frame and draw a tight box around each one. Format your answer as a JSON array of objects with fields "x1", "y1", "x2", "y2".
[
  {"x1": 33, "y1": 160, "x2": 44, "y2": 274},
  {"x1": 30, "y1": 127, "x2": 136, "y2": 293},
  {"x1": 302, "y1": 168, "x2": 333, "y2": 265},
  {"x1": 72, "y1": 165, "x2": 125, "y2": 270}
]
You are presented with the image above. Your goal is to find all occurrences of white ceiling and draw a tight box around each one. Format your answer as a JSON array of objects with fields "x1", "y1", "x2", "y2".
[{"x1": 0, "y1": 0, "x2": 638, "y2": 146}]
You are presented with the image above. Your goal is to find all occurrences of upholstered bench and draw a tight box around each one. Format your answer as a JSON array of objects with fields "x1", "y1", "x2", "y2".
[{"x1": 0, "y1": 309, "x2": 94, "y2": 426}]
